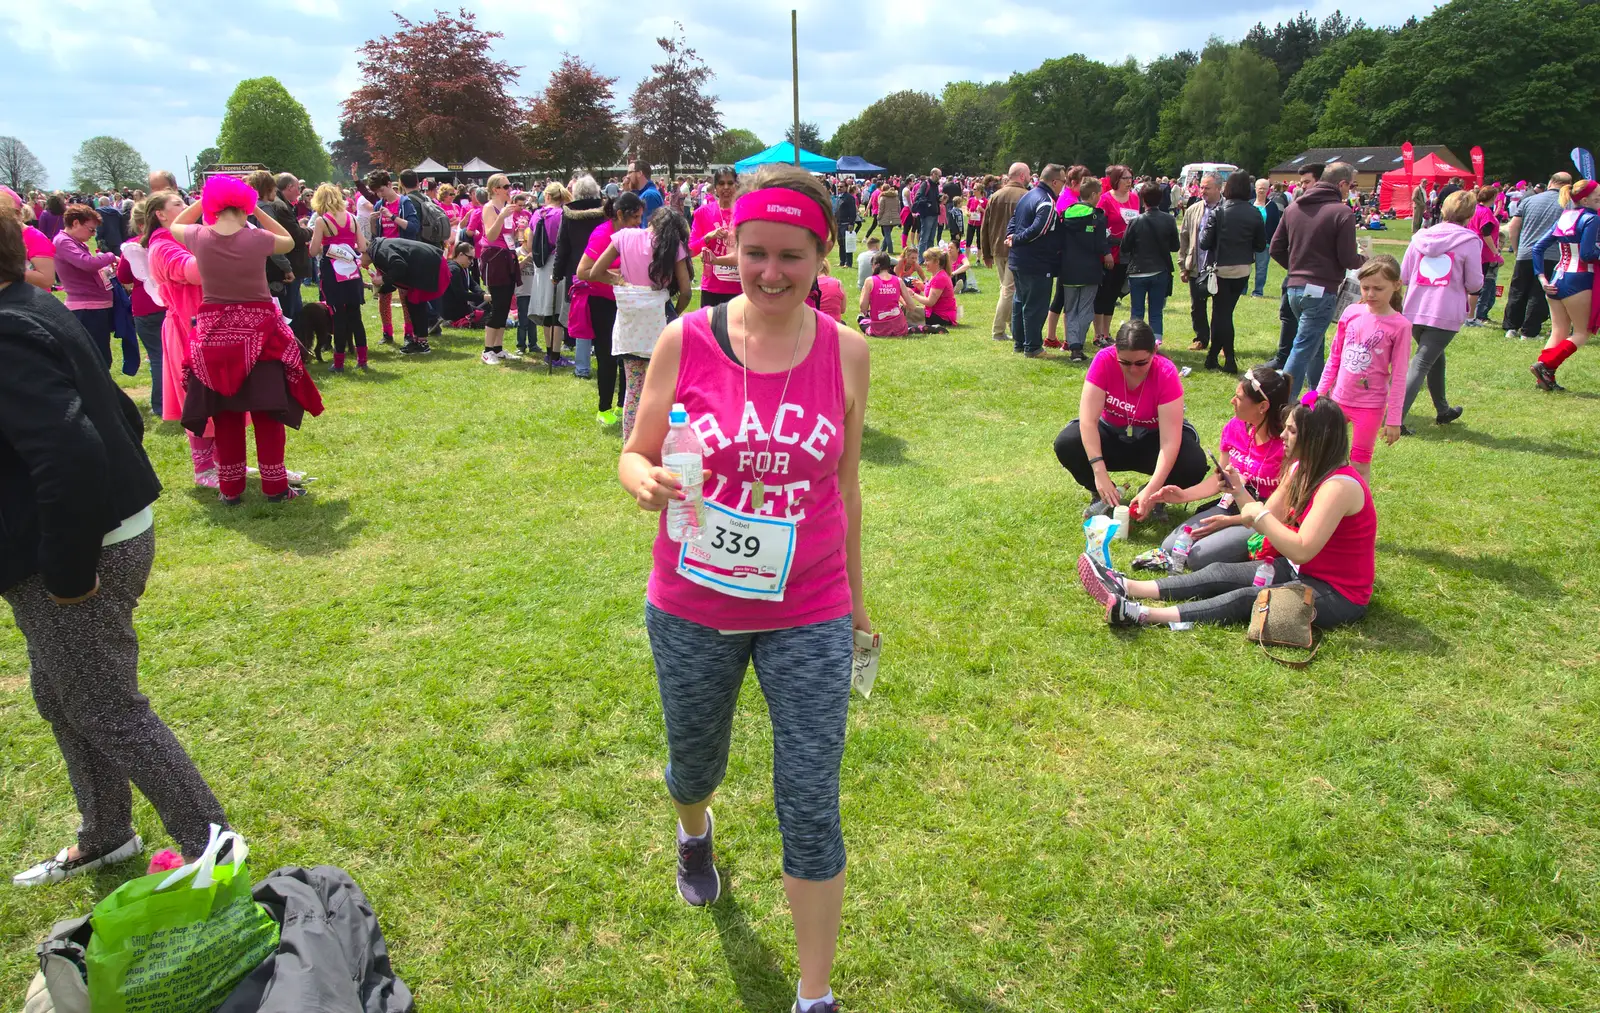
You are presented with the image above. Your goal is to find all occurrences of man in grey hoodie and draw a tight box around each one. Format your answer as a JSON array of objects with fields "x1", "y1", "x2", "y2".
[{"x1": 1270, "y1": 161, "x2": 1366, "y2": 394}]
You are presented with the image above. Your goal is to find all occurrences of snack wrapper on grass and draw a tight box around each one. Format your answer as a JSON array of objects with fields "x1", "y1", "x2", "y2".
[{"x1": 1084, "y1": 515, "x2": 1120, "y2": 568}]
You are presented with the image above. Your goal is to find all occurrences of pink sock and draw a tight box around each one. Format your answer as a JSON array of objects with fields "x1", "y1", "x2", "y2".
[
  {"x1": 333, "y1": 352, "x2": 346, "y2": 369},
  {"x1": 356, "y1": 346, "x2": 368, "y2": 366}
]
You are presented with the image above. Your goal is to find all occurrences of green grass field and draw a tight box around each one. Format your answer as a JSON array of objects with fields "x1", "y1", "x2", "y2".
[{"x1": 4, "y1": 221, "x2": 1599, "y2": 1011}]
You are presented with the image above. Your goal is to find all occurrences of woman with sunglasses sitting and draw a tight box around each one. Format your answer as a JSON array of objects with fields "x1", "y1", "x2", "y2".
[
  {"x1": 1148, "y1": 366, "x2": 1291, "y2": 570},
  {"x1": 1054, "y1": 319, "x2": 1208, "y2": 520}
]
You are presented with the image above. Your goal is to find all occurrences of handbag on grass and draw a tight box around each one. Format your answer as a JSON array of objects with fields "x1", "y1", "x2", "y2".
[{"x1": 1246, "y1": 582, "x2": 1319, "y2": 667}]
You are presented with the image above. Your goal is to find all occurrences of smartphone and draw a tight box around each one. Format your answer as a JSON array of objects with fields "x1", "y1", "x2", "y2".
[{"x1": 1207, "y1": 450, "x2": 1224, "y2": 475}]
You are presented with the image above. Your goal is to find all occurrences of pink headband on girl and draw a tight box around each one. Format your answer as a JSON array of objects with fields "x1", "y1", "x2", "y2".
[
  {"x1": 731, "y1": 188, "x2": 828, "y2": 242},
  {"x1": 1572, "y1": 179, "x2": 1599, "y2": 202},
  {"x1": 200, "y1": 174, "x2": 259, "y2": 225}
]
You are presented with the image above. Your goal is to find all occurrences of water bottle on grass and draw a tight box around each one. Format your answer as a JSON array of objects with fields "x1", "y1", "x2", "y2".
[{"x1": 663, "y1": 403, "x2": 705, "y2": 544}]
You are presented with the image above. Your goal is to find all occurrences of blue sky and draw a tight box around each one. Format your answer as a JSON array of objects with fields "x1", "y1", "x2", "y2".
[{"x1": 2, "y1": 0, "x2": 1430, "y2": 189}]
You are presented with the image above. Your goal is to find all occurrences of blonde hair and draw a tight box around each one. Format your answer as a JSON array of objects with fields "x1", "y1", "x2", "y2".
[
  {"x1": 1441, "y1": 190, "x2": 1477, "y2": 224},
  {"x1": 486, "y1": 173, "x2": 510, "y2": 194},
  {"x1": 543, "y1": 181, "x2": 571, "y2": 204},
  {"x1": 1358, "y1": 253, "x2": 1404, "y2": 312},
  {"x1": 310, "y1": 182, "x2": 345, "y2": 216}
]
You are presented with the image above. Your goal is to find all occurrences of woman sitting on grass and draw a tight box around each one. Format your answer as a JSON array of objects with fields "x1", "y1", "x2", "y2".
[
  {"x1": 857, "y1": 251, "x2": 927, "y2": 336},
  {"x1": 1077, "y1": 397, "x2": 1376, "y2": 630}
]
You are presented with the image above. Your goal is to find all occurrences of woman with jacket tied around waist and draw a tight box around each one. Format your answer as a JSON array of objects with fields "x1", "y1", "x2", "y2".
[{"x1": 0, "y1": 216, "x2": 229, "y2": 887}]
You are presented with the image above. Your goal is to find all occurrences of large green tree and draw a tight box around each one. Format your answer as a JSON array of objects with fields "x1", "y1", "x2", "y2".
[
  {"x1": 71, "y1": 136, "x2": 148, "y2": 191},
  {"x1": 1308, "y1": 62, "x2": 1375, "y2": 147},
  {"x1": 1157, "y1": 41, "x2": 1280, "y2": 172},
  {"x1": 1111, "y1": 53, "x2": 1195, "y2": 174},
  {"x1": 1366, "y1": 0, "x2": 1600, "y2": 180},
  {"x1": 940, "y1": 81, "x2": 1005, "y2": 173},
  {"x1": 1001, "y1": 55, "x2": 1124, "y2": 170},
  {"x1": 828, "y1": 91, "x2": 944, "y2": 173},
  {"x1": 710, "y1": 128, "x2": 764, "y2": 164},
  {"x1": 217, "y1": 77, "x2": 333, "y2": 182}
]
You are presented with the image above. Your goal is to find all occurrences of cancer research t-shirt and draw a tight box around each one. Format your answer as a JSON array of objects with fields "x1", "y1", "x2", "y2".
[
  {"x1": 1218, "y1": 416, "x2": 1285, "y2": 495},
  {"x1": 1086, "y1": 346, "x2": 1184, "y2": 430}
]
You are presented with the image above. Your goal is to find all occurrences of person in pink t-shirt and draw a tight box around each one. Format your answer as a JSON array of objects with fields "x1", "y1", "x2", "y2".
[
  {"x1": 1313, "y1": 255, "x2": 1410, "y2": 479},
  {"x1": 1055, "y1": 319, "x2": 1209, "y2": 520},
  {"x1": 856, "y1": 251, "x2": 919, "y2": 336},
  {"x1": 688, "y1": 168, "x2": 741, "y2": 308},
  {"x1": 617, "y1": 163, "x2": 870, "y2": 1013},
  {"x1": 913, "y1": 247, "x2": 959, "y2": 328},
  {"x1": 1150, "y1": 366, "x2": 1291, "y2": 569},
  {"x1": 1093, "y1": 165, "x2": 1141, "y2": 343},
  {"x1": 0, "y1": 187, "x2": 53, "y2": 291}
]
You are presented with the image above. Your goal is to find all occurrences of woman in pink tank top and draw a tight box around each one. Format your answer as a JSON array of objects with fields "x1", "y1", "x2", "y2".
[
  {"x1": 618, "y1": 163, "x2": 870, "y2": 1013},
  {"x1": 855, "y1": 250, "x2": 914, "y2": 336}
]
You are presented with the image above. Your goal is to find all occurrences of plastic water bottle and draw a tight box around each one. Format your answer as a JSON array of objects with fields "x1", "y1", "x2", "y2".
[
  {"x1": 1219, "y1": 492, "x2": 1235, "y2": 510},
  {"x1": 1112, "y1": 504, "x2": 1130, "y2": 539},
  {"x1": 663, "y1": 403, "x2": 705, "y2": 543},
  {"x1": 1253, "y1": 562, "x2": 1275, "y2": 587},
  {"x1": 1171, "y1": 525, "x2": 1194, "y2": 570}
]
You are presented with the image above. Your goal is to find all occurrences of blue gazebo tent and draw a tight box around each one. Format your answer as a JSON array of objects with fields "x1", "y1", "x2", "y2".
[
  {"x1": 734, "y1": 142, "x2": 837, "y2": 174},
  {"x1": 834, "y1": 155, "x2": 885, "y2": 174}
]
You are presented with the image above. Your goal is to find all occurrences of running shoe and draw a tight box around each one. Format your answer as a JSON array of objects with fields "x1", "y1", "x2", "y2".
[
  {"x1": 380, "y1": 333, "x2": 395, "y2": 345},
  {"x1": 1069, "y1": 347, "x2": 1088, "y2": 362},
  {"x1": 329, "y1": 363, "x2": 344, "y2": 373},
  {"x1": 547, "y1": 356, "x2": 575, "y2": 368},
  {"x1": 194, "y1": 469, "x2": 220, "y2": 490},
  {"x1": 400, "y1": 341, "x2": 431, "y2": 355},
  {"x1": 1024, "y1": 349, "x2": 1044, "y2": 358},
  {"x1": 266, "y1": 487, "x2": 307, "y2": 503},
  {"x1": 1435, "y1": 406, "x2": 1463, "y2": 425},
  {"x1": 482, "y1": 349, "x2": 503, "y2": 365},
  {"x1": 793, "y1": 1001, "x2": 841, "y2": 1013},
  {"x1": 1043, "y1": 337, "x2": 1063, "y2": 349},
  {"x1": 500, "y1": 349, "x2": 523, "y2": 360},
  {"x1": 1504, "y1": 329, "x2": 1518, "y2": 340},
  {"x1": 1399, "y1": 424, "x2": 1416, "y2": 437},
  {"x1": 1104, "y1": 592, "x2": 1142, "y2": 627},
  {"x1": 992, "y1": 333, "x2": 1011, "y2": 342},
  {"x1": 13, "y1": 835, "x2": 143, "y2": 888},
  {"x1": 597, "y1": 409, "x2": 619, "y2": 426},
  {"x1": 1076, "y1": 552, "x2": 1126, "y2": 608},
  {"x1": 1531, "y1": 362, "x2": 1557, "y2": 391},
  {"x1": 220, "y1": 493, "x2": 243, "y2": 506},
  {"x1": 1095, "y1": 334, "x2": 1115, "y2": 348},
  {"x1": 676, "y1": 810, "x2": 721, "y2": 907},
  {"x1": 1083, "y1": 497, "x2": 1113, "y2": 519}
]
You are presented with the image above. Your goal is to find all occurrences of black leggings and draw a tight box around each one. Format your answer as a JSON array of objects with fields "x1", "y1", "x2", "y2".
[
  {"x1": 1208, "y1": 275, "x2": 1248, "y2": 364},
  {"x1": 1093, "y1": 263, "x2": 1128, "y2": 315},
  {"x1": 332, "y1": 303, "x2": 365, "y2": 355},
  {"x1": 965, "y1": 222, "x2": 981, "y2": 247},
  {"x1": 589, "y1": 296, "x2": 622, "y2": 412},
  {"x1": 1155, "y1": 560, "x2": 1367, "y2": 628},
  {"x1": 1053, "y1": 417, "x2": 1209, "y2": 495},
  {"x1": 486, "y1": 283, "x2": 514, "y2": 329}
]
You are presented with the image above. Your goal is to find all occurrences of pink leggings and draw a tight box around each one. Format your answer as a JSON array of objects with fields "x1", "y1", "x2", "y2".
[
  {"x1": 212, "y1": 412, "x2": 288, "y2": 498},
  {"x1": 1340, "y1": 401, "x2": 1384, "y2": 464}
]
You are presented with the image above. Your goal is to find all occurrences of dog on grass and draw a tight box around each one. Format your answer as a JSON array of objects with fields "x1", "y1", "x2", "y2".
[{"x1": 291, "y1": 302, "x2": 334, "y2": 363}]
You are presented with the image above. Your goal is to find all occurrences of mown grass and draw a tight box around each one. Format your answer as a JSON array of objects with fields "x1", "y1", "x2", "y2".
[{"x1": 3, "y1": 220, "x2": 1598, "y2": 1011}]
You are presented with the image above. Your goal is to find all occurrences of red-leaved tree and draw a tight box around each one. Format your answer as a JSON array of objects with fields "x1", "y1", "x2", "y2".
[
  {"x1": 524, "y1": 55, "x2": 625, "y2": 177},
  {"x1": 342, "y1": 8, "x2": 525, "y2": 170},
  {"x1": 627, "y1": 23, "x2": 724, "y2": 179}
]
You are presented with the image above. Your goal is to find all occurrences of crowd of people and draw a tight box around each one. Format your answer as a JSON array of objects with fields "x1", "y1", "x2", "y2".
[{"x1": 0, "y1": 143, "x2": 1589, "y2": 1013}]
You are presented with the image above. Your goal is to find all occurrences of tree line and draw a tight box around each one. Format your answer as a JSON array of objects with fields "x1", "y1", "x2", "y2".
[{"x1": 824, "y1": 0, "x2": 1600, "y2": 182}]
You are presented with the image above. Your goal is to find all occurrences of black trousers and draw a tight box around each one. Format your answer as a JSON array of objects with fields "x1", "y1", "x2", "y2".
[
  {"x1": 1189, "y1": 278, "x2": 1212, "y2": 346},
  {"x1": 589, "y1": 297, "x2": 622, "y2": 412},
  {"x1": 837, "y1": 223, "x2": 855, "y2": 267},
  {"x1": 1054, "y1": 418, "x2": 1209, "y2": 495},
  {"x1": 1501, "y1": 258, "x2": 1551, "y2": 338},
  {"x1": 1271, "y1": 290, "x2": 1296, "y2": 367}
]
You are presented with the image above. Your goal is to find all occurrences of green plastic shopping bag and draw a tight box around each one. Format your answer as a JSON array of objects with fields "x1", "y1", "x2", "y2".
[{"x1": 85, "y1": 825, "x2": 279, "y2": 1013}]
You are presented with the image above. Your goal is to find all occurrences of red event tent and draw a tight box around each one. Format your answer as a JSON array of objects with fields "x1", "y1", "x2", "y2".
[{"x1": 1379, "y1": 152, "x2": 1474, "y2": 217}]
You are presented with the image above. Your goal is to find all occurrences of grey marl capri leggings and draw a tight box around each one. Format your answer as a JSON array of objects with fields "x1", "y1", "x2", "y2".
[{"x1": 646, "y1": 603, "x2": 854, "y2": 880}]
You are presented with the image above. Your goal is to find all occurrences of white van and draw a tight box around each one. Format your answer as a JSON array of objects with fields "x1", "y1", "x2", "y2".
[{"x1": 1178, "y1": 162, "x2": 1239, "y2": 188}]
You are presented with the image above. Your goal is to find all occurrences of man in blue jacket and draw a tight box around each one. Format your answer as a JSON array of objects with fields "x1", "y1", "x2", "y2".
[{"x1": 1006, "y1": 164, "x2": 1067, "y2": 357}]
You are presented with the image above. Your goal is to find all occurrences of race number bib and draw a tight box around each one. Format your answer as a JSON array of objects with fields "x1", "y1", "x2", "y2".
[
  {"x1": 1120, "y1": 207, "x2": 1140, "y2": 224},
  {"x1": 713, "y1": 262, "x2": 740, "y2": 282},
  {"x1": 677, "y1": 499, "x2": 797, "y2": 601}
]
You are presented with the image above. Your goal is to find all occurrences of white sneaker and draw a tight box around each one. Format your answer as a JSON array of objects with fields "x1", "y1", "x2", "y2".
[
  {"x1": 481, "y1": 350, "x2": 502, "y2": 365},
  {"x1": 1505, "y1": 329, "x2": 1518, "y2": 340},
  {"x1": 499, "y1": 348, "x2": 522, "y2": 360},
  {"x1": 13, "y1": 835, "x2": 143, "y2": 887}
]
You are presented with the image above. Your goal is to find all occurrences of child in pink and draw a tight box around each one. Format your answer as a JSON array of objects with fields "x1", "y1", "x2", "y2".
[{"x1": 1314, "y1": 256, "x2": 1411, "y2": 478}]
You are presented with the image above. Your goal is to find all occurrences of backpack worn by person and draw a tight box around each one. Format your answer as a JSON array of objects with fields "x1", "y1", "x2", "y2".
[
  {"x1": 528, "y1": 208, "x2": 556, "y2": 268},
  {"x1": 407, "y1": 192, "x2": 450, "y2": 248}
]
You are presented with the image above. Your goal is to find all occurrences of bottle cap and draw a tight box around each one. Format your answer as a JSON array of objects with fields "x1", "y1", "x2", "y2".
[{"x1": 669, "y1": 402, "x2": 688, "y2": 424}]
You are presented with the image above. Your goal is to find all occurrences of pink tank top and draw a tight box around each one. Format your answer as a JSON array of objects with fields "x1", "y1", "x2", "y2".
[
  {"x1": 865, "y1": 275, "x2": 907, "y2": 335},
  {"x1": 321, "y1": 212, "x2": 358, "y2": 251},
  {"x1": 648, "y1": 306, "x2": 852, "y2": 630},
  {"x1": 1297, "y1": 465, "x2": 1377, "y2": 606}
]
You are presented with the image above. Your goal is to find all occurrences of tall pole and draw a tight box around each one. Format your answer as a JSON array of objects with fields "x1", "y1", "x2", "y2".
[{"x1": 791, "y1": 10, "x2": 800, "y2": 166}]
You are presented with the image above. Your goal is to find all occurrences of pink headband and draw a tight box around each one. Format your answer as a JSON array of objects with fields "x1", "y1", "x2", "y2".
[
  {"x1": 731, "y1": 188, "x2": 828, "y2": 242},
  {"x1": 200, "y1": 174, "x2": 259, "y2": 225},
  {"x1": 1572, "y1": 180, "x2": 1599, "y2": 202},
  {"x1": 0, "y1": 185, "x2": 20, "y2": 208}
]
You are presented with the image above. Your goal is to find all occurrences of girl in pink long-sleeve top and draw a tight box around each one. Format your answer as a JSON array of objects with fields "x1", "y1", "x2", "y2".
[
  {"x1": 1314, "y1": 255, "x2": 1411, "y2": 480},
  {"x1": 53, "y1": 204, "x2": 119, "y2": 367}
]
